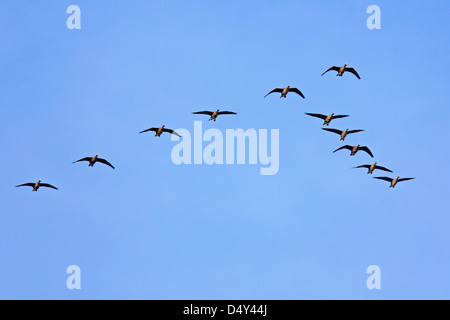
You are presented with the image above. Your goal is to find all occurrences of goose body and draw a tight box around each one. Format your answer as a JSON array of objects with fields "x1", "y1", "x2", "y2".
[
  {"x1": 333, "y1": 144, "x2": 374, "y2": 157},
  {"x1": 374, "y1": 176, "x2": 415, "y2": 188},
  {"x1": 264, "y1": 85, "x2": 305, "y2": 99},
  {"x1": 354, "y1": 162, "x2": 393, "y2": 174},
  {"x1": 16, "y1": 180, "x2": 58, "y2": 192},
  {"x1": 324, "y1": 114, "x2": 333, "y2": 126},
  {"x1": 89, "y1": 155, "x2": 98, "y2": 166},
  {"x1": 193, "y1": 109, "x2": 237, "y2": 121},
  {"x1": 322, "y1": 64, "x2": 361, "y2": 79},
  {"x1": 73, "y1": 155, "x2": 115, "y2": 169},
  {"x1": 322, "y1": 128, "x2": 364, "y2": 141},
  {"x1": 140, "y1": 124, "x2": 181, "y2": 137}
]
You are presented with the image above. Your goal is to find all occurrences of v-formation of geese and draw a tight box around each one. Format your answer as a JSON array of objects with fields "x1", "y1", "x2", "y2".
[
  {"x1": 16, "y1": 64, "x2": 413, "y2": 191},
  {"x1": 304, "y1": 66, "x2": 413, "y2": 188}
]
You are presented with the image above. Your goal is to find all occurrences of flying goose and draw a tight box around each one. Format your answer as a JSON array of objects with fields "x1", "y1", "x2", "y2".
[
  {"x1": 333, "y1": 144, "x2": 374, "y2": 157},
  {"x1": 321, "y1": 64, "x2": 361, "y2": 79},
  {"x1": 373, "y1": 176, "x2": 415, "y2": 188},
  {"x1": 264, "y1": 85, "x2": 305, "y2": 99},
  {"x1": 139, "y1": 124, "x2": 181, "y2": 137},
  {"x1": 16, "y1": 180, "x2": 58, "y2": 192},
  {"x1": 322, "y1": 128, "x2": 364, "y2": 141},
  {"x1": 354, "y1": 162, "x2": 393, "y2": 174},
  {"x1": 193, "y1": 109, "x2": 237, "y2": 121},
  {"x1": 73, "y1": 155, "x2": 115, "y2": 169},
  {"x1": 305, "y1": 113, "x2": 349, "y2": 126}
]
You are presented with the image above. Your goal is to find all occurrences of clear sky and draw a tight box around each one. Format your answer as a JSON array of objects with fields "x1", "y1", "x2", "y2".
[{"x1": 0, "y1": 0, "x2": 449, "y2": 299}]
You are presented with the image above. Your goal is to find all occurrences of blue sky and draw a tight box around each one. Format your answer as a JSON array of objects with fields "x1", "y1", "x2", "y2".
[{"x1": 0, "y1": 0, "x2": 449, "y2": 299}]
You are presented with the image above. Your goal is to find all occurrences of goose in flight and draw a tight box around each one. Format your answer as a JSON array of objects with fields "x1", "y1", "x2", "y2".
[
  {"x1": 305, "y1": 112, "x2": 349, "y2": 126},
  {"x1": 322, "y1": 64, "x2": 361, "y2": 79},
  {"x1": 264, "y1": 85, "x2": 305, "y2": 99},
  {"x1": 73, "y1": 155, "x2": 115, "y2": 169},
  {"x1": 333, "y1": 144, "x2": 374, "y2": 157},
  {"x1": 322, "y1": 128, "x2": 364, "y2": 141},
  {"x1": 373, "y1": 176, "x2": 415, "y2": 188},
  {"x1": 193, "y1": 109, "x2": 237, "y2": 121},
  {"x1": 354, "y1": 162, "x2": 393, "y2": 174},
  {"x1": 16, "y1": 180, "x2": 58, "y2": 192},
  {"x1": 139, "y1": 125, "x2": 181, "y2": 137}
]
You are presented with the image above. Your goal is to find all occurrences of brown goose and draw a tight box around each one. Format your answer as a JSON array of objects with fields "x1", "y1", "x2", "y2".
[
  {"x1": 322, "y1": 128, "x2": 364, "y2": 141},
  {"x1": 305, "y1": 113, "x2": 349, "y2": 126},
  {"x1": 193, "y1": 109, "x2": 237, "y2": 121},
  {"x1": 333, "y1": 144, "x2": 374, "y2": 157},
  {"x1": 354, "y1": 162, "x2": 393, "y2": 174},
  {"x1": 16, "y1": 180, "x2": 58, "y2": 192},
  {"x1": 264, "y1": 85, "x2": 305, "y2": 99},
  {"x1": 73, "y1": 155, "x2": 115, "y2": 169},
  {"x1": 139, "y1": 124, "x2": 181, "y2": 137},
  {"x1": 374, "y1": 176, "x2": 415, "y2": 188},
  {"x1": 322, "y1": 64, "x2": 361, "y2": 79}
]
